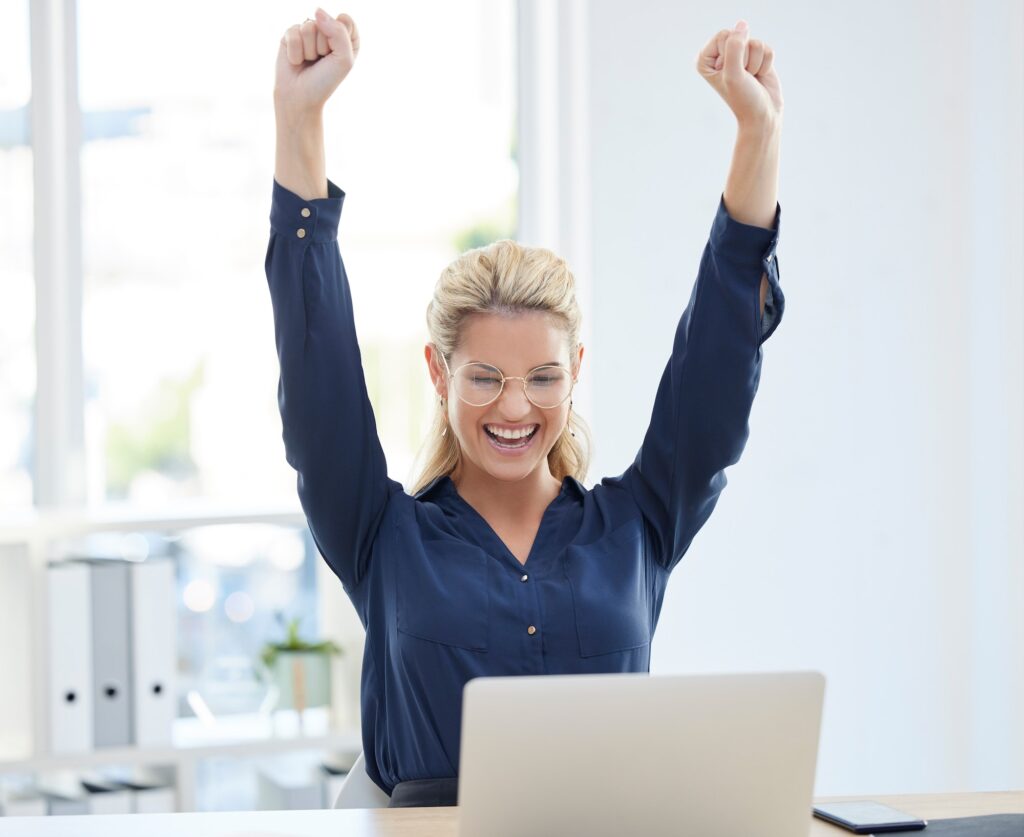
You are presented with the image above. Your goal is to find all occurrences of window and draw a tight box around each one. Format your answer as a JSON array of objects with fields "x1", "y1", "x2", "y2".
[
  {"x1": 0, "y1": 1, "x2": 516, "y2": 799},
  {"x1": 5, "y1": 2, "x2": 518, "y2": 808},
  {"x1": 76, "y1": 0, "x2": 518, "y2": 503},
  {"x1": 0, "y1": 0, "x2": 34, "y2": 510}
]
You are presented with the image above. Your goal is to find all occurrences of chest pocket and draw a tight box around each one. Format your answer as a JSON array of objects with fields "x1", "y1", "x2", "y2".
[
  {"x1": 565, "y1": 518, "x2": 651, "y2": 658},
  {"x1": 397, "y1": 538, "x2": 490, "y2": 652}
]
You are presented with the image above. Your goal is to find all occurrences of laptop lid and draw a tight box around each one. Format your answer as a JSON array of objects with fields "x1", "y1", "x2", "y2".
[{"x1": 457, "y1": 671, "x2": 825, "y2": 837}]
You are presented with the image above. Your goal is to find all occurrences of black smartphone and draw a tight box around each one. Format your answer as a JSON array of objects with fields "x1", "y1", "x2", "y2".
[{"x1": 813, "y1": 801, "x2": 928, "y2": 833}]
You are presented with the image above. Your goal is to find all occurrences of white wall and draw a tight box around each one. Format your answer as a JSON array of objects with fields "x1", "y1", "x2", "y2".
[
  {"x1": 578, "y1": 0, "x2": 1023, "y2": 795},
  {"x1": 0, "y1": 546, "x2": 32, "y2": 757}
]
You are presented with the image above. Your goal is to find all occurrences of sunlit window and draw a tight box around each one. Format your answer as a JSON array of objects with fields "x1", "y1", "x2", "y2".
[
  {"x1": 76, "y1": 0, "x2": 518, "y2": 504},
  {"x1": 2, "y1": 0, "x2": 519, "y2": 813},
  {"x1": 0, "y1": 0, "x2": 34, "y2": 510}
]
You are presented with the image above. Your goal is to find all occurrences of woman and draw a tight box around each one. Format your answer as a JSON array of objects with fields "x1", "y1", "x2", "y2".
[{"x1": 268, "y1": 8, "x2": 784, "y2": 809}]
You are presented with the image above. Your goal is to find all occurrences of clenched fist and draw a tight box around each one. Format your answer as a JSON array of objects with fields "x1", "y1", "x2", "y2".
[
  {"x1": 696, "y1": 20, "x2": 783, "y2": 127},
  {"x1": 274, "y1": 8, "x2": 360, "y2": 117}
]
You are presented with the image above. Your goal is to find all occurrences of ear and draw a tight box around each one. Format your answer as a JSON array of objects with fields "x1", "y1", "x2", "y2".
[
  {"x1": 572, "y1": 343, "x2": 584, "y2": 381},
  {"x1": 424, "y1": 343, "x2": 448, "y2": 397}
]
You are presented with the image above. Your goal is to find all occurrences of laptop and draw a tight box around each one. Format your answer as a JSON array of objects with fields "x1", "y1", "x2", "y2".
[{"x1": 457, "y1": 671, "x2": 825, "y2": 837}]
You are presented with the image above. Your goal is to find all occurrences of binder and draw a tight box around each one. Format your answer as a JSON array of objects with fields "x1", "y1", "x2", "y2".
[
  {"x1": 105, "y1": 766, "x2": 177, "y2": 813},
  {"x1": 129, "y1": 558, "x2": 177, "y2": 747},
  {"x1": 80, "y1": 778, "x2": 133, "y2": 814},
  {"x1": 83, "y1": 559, "x2": 133, "y2": 748},
  {"x1": 46, "y1": 562, "x2": 94, "y2": 754},
  {"x1": 42, "y1": 791, "x2": 89, "y2": 816},
  {"x1": 38, "y1": 774, "x2": 90, "y2": 816},
  {"x1": 0, "y1": 791, "x2": 48, "y2": 817},
  {"x1": 123, "y1": 781, "x2": 176, "y2": 814},
  {"x1": 40, "y1": 773, "x2": 132, "y2": 815}
]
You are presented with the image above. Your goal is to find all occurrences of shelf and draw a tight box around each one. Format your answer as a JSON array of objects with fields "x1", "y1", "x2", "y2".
[
  {"x1": 0, "y1": 507, "x2": 361, "y2": 814},
  {"x1": 0, "y1": 503, "x2": 307, "y2": 546},
  {"x1": 0, "y1": 713, "x2": 361, "y2": 774}
]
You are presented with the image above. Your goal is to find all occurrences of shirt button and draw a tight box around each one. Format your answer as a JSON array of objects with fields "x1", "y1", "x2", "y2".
[
  {"x1": 300, "y1": 208, "x2": 311, "y2": 218},
  {"x1": 527, "y1": 625, "x2": 536, "y2": 636},
  {"x1": 296, "y1": 229, "x2": 306, "y2": 239},
  {"x1": 520, "y1": 574, "x2": 528, "y2": 582}
]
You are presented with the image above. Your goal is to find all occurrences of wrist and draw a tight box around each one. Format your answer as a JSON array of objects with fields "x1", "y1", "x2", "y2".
[
  {"x1": 274, "y1": 108, "x2": 328, "y2": 200},
  {"x1": 735, "y1": 112, "x2": 783, "y2": 142},
  {"x1": 275, "y1": 116, "x2": 325, "y2": 139},
  {"x1": 274, "y1": 97, "x2": 325, "y2": 130},
  {"x1": 275, "y1": 113, "x2": 326, "y2": 160}
]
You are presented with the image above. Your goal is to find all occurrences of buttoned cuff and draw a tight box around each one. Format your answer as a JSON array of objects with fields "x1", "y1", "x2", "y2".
[
  {"x1": 270, "y1": 177, "x2": 346, "y2": 243},
  {"x1": 710, "y1": 193, "x2": 780, "y2": 268}
]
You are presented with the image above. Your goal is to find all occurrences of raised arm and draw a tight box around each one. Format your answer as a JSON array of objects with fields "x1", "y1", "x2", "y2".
[
  {"x1": 268, "y1": 10, "x2": 400, "y2": 596},
  {"x1": 702, "y1": 19, "x2": 784, "y2": 316},
  {"x1": 274, "y1": 8, "x2": 359, "y2": 198},
  {"x1": 614, "y1": 21, "x2": 785, "y2": 572}
]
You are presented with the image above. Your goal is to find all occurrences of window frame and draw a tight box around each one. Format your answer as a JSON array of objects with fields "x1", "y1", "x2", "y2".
[{"x1": 30, "y1": 0, "x2": 86, "y2": 507}]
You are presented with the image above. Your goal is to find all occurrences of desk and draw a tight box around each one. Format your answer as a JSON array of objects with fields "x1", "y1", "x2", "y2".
[{"x1": 0, "y1": 791, "x2": 1019, "y2": 835}]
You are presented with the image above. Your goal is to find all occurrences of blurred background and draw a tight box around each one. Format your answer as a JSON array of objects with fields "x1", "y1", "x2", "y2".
[{"x1": 0, "y1": 0, "x2": 1021, "y2": 816}]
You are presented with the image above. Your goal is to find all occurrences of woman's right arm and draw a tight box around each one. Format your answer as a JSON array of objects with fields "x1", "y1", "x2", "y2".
[{"x1": 267, "y1": 11, "x2": 399, "y2": 595}]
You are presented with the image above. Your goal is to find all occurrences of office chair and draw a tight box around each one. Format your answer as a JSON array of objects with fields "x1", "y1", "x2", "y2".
[{"x1": 332, "y1": 751, "x2": 391, "y2": 809}]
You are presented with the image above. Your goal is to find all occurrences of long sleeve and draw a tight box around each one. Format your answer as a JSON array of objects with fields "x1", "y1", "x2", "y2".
[
  {"x1": 265, "y1": 178, "x2": 401, "y2": 594},
  {"x1": 618, "y1": 195, "x2": 783, "y2": 573}
]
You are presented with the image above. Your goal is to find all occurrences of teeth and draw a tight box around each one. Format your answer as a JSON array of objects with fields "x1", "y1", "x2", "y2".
[{"x1": 486, "y1": 425, "x2": 537, "y2": 440}]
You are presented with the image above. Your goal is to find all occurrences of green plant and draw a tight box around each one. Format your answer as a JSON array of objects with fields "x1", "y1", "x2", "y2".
[
  {"x1": 105, "y1": 360, "x2": 205, "y2": 498},
  {"x1": 260, "y1": 613, "x2": 342, "y2": 668}
]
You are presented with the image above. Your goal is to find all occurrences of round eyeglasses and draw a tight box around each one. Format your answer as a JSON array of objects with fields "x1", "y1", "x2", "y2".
[{"x1": 438, "y1": 351, "x2": 575, "y2": 409}]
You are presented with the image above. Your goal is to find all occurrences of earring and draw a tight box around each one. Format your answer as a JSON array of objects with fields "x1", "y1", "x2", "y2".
[
  {"x1": 568, "y1": 399, "x2": 575, "y2": 438},
  {"x1": 440, "y1": 395, "x2": 447, "y2": 437}
]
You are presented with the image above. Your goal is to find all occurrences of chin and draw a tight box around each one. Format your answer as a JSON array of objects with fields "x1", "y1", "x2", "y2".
[{"x1": 484, "y1": 466, "x2": 535, "y2": 483}]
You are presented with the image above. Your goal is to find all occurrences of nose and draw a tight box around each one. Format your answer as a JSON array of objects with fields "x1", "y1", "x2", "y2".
[{"x1": 495, "y1": 379, "x2": 533, "y2": 420}]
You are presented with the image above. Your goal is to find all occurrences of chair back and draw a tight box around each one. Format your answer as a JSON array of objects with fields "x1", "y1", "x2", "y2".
[{"x1": 332, "y1": 751, "x2": 391, "y2": 809}]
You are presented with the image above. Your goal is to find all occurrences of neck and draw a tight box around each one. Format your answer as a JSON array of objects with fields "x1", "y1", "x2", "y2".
[{"x1": 450, "y1": 460, "x2": 562, "y2": 519}]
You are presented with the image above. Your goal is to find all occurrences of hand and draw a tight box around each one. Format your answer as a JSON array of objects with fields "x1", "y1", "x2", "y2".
[
  {"x1": 274, "y1": 8, "x2": 360, "y2": 118},
  {"x1": 696, "y1": 21, "x2": 783, "y2": 129}
]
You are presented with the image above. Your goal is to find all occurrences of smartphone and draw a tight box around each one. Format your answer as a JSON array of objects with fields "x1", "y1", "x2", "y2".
[{"x1": 813, "y1": 801, "x2": 928, "y2": 833}]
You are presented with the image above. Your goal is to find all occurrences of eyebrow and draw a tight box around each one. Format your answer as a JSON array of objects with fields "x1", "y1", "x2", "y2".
[{"x1": 467, "y1": 360, "x2": 566, "y2": 370}]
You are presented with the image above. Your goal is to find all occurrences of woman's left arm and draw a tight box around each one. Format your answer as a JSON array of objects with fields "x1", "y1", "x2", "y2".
[
  {"x1": 704, "y1": 20, "x2": 785, "y2": 313},
  {"x1": 612, "y1": 21, "x2": 785, "y2": 573}
]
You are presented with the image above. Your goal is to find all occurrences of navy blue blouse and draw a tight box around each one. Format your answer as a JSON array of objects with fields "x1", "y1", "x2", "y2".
[{"x1": 265, "y1": 177, "x2": 783, "y2": 796}]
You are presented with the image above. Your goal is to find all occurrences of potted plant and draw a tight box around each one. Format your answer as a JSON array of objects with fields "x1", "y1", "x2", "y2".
[{"x1": 260, "y1": 613, "x2": 342, "y2": 719}]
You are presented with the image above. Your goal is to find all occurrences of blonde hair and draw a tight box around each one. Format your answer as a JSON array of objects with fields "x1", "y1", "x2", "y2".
[{"x1": 409, "y1": 239, "x2": 592, "y2": 495}]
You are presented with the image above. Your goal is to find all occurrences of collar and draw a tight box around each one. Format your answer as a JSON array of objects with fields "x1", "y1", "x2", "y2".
[
  {"x1": 412, "y1": 474, "x2": 450, "y2": 501},
  {"x1": 412, "y1": 473, "x2": 587, "y2": 503}
]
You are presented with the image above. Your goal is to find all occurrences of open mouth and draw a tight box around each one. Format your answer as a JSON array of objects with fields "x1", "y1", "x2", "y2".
[{"x1": 483, "y1": 424, "x2": 539, "y2": 452}]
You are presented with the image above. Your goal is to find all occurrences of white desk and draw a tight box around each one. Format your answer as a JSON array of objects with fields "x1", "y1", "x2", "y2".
[
  {"x1": 0, "y1": 791, "x2": 1020, "y2": 835},
  {"x1": 0, "y1": 808, "x2": 438, "y2": 836}
]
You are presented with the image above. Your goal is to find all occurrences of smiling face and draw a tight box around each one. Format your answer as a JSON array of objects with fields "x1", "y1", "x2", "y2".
[{"x1": 427, "y1": 310, "x2": 584, "y2": 485}]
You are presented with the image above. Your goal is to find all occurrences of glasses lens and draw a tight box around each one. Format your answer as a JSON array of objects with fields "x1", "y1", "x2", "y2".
[
  {"x1": 525, "y1": 366, "x2": 572, "y2": 408},
  {"x1": 453, "y1": 363, "x2": 504, "y2": 406}
]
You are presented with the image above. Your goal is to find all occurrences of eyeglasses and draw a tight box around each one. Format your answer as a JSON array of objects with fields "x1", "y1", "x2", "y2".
[{"x1": 438, "y1": 350, "x2": 575, "y2": 409}]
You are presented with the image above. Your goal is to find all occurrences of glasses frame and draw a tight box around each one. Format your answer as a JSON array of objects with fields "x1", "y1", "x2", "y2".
[{"x1": 437, "y1": 349, "x2": 576, "y2": 409}]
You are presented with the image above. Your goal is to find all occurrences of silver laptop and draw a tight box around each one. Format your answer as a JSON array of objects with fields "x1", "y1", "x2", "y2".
[{"x1": 457, "y1": 671, "x2": 825, "y2": 837}]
